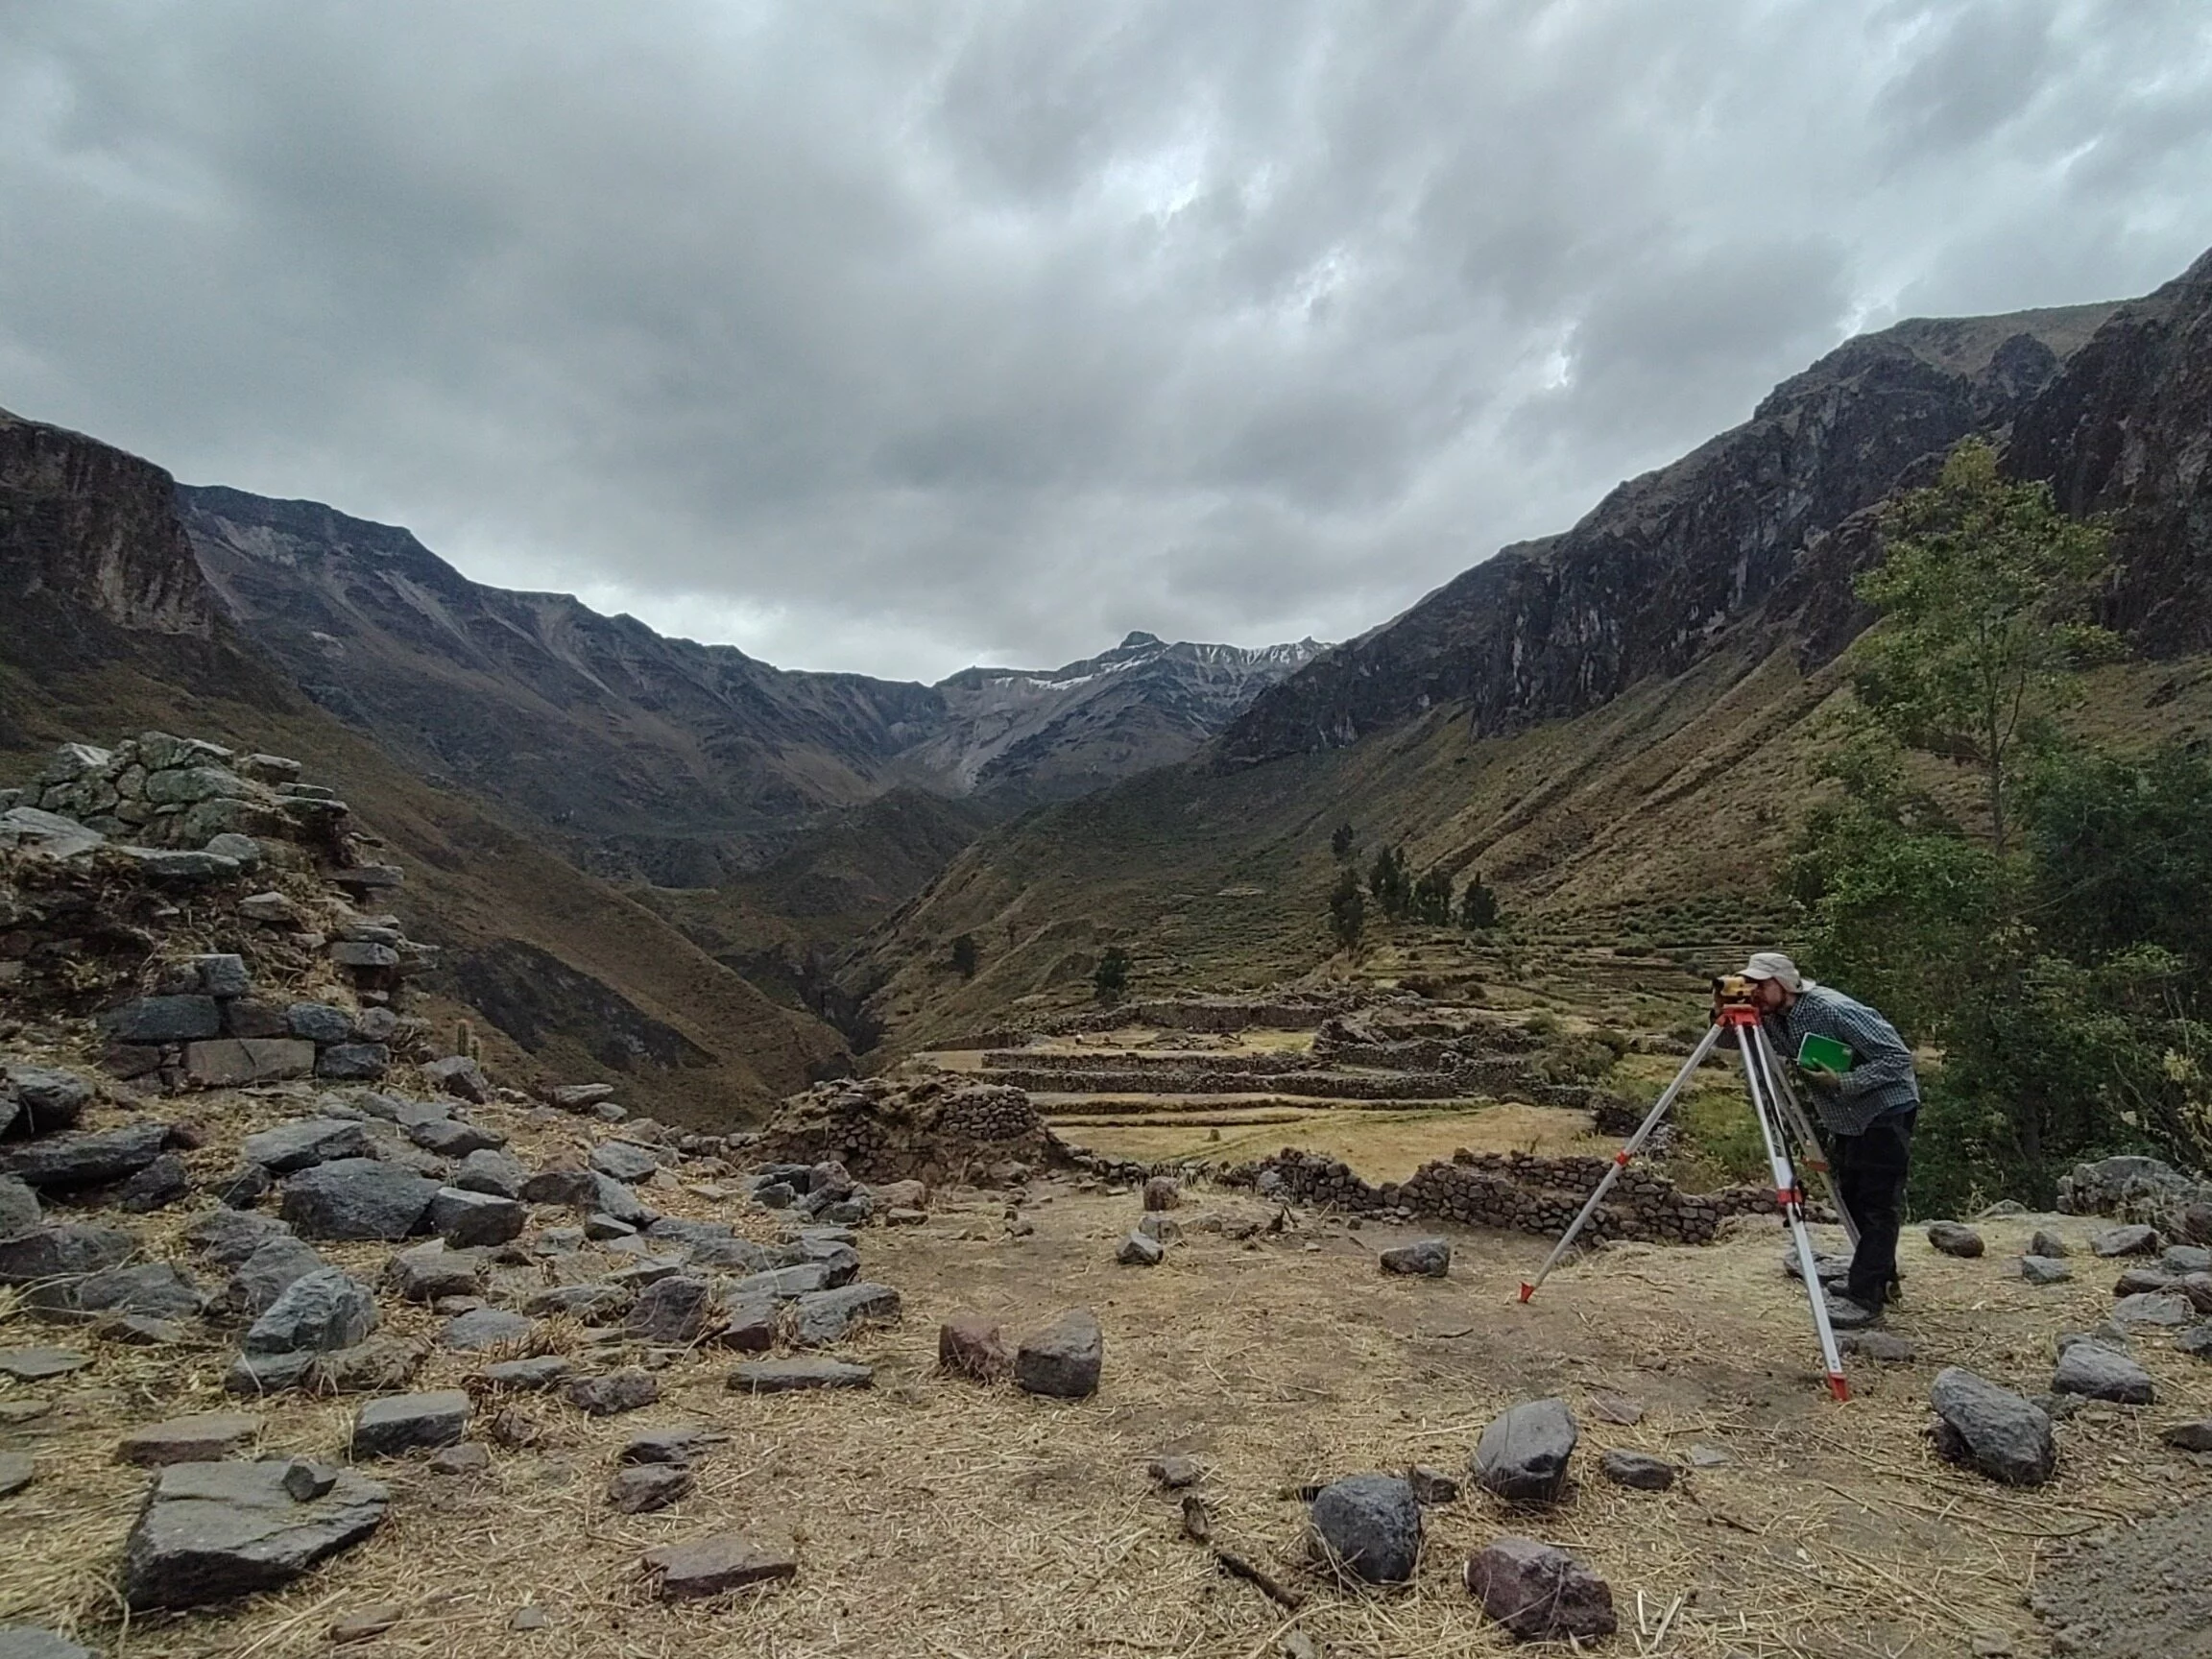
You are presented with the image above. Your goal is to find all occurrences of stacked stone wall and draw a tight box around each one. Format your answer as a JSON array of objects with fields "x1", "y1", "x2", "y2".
[{"x1": 757, "y1": 1078, "x2": 1075, "y2": 1190}]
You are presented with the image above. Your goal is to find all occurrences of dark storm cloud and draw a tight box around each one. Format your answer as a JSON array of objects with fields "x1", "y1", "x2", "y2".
[{"x1": 1, "y1": 0, "x2": 2208, "y2": 681}]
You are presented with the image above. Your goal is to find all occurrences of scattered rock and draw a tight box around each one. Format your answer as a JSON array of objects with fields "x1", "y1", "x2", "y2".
[
  {"x1": 590, "y1": 1142, "x2": 661, "y2": 1184},
  {"x1": 716, "y1": 1295, "x2": 778, "y2": 1352},
  {"x1": 1308, "y1": 1473, "x2": 1421, "y2": 1585},
  {"x1": 4, "y1": 1066, "x2": 92, "y2": 1133},
  {"x1": 619, "y1": 1425, "x2": 714, "y2": 1465},
  {"x1": 0, "y1": 1222, "x2": 138, "y2": 1290},
  {"x1": 120, "y1": 1458, "x2": 390, "y2": 1611},
  {"x1": 508, "y1": 1606, "x2": 548, "y2": 1631},
  {"x1": 427, "y1": 1187, "x2": 525, "y2": 1248},
  {"x1": 1117, "y1": 1231, "x2": 1165, "y2": 1266},
  {"x1": 1599, "y1": 1449, "x2": 1675, "y2": 1490},
  {"x1": 2053, "y1": 1343, "x2": 2155, "y2": 1405},
  {"x1": 182, "y1": 1209, "x2": 291, "y2": 1266},
  {"x1": 1927, "y1": 1221, "x2": 1984, "y2": 1258},
  {"x1": 240, "y1": 1118, "x2": 371, "y2": 1174},
  {"x1": 1142, "y1": 1176, "x2": 1181, "y2": 1211},
  {"x1": 349, "y1": 1391, "x2": 470, "y2": 1457},
  {"x1": 2029, "y1": 1228, "x2": 2071, "y2": 1258},
  {"x1": 383, "y1": 1241, "x2": 484, "y2": 1304},
  {"x1": 1379, "y1": 1238, "x2": 1451, "y2": 1276},
  {"x1": 0, "y1": 1347, "x2": 88, "y2": 1381},
  {"x1": 1839, "y1": 1329, "x2": 1917, "y2": 1362},
  {"x1": 111, "y1": 1154, "x2": 190, "y2": 1214},
  {"x1": 627, "y1": 1275, "x2": 713, "y2": 1344},
  {"x1": 0, "y1": 1175, "x2": 39, "y2": 1240},
  {"x1": 221, "y1": 1237, "x2": 329, "y2": 1320},
  {"x1": 1930, "y1": 1367, "x2": 2056, "y2": 1485},
  {"x1": 279, "y1": 1159, "x2": 438, "y2": 1240},
  {"x1": 1463, "y1": 1536, "x2": 1618, "y2": 1641},
  {"x1": 1016, "y1": 1309, "x2": 1104, "y2": 1400},
  {"x1": 481, "y1": 1356, "x2": 571, "y2": 1391},
  {"x1": 244, "y1": 1267, "x2": 376, "y2": 1356},
  {"x1": 1472, "y1": 1398, "x2": 1577, "y2": 1503},
  {"x1": 0, "y1": 1121, "x2": 170, "y2": 1190},
  {"x1": 0, "y1": 1454, "x2": 33, "y2": 1497},
  {"x1": 1586, "y1": 1392, "x2": 1644, "y2": 1426},
  {"x1": 729, "y1": 1358, "x2": 874, "y2": 1393},
  {"x1": 2111, "y1": 1291, "x2": 2195, "y2": 1328},
  {"x1": 608, "y1": 1462, "x2": 692, "y2": 1513},
  {"x1": 450, "y1": 1147, "x2": 528, "y2": 1199},
  {"x1": 2091, "y1": 1224, "x2": 2162, "y2": 1258},
  {"x1": 421, "y1": 1056, "x2": 491, "y2": 1103},
  {"x1": 443, "y1": 1308, "x2": 533, "y2": 1351},
  {"x1": 2159, "y1": 1419, "x2": 2212, "y2": 1453},
  {"x1": 788, "y1": 1282, "x2": 901, "y2": 1347},
  {"x1": 427, "y1": 1442, "x2": 490, "y2": 1476},
  {"x1": 117, "y1": 1413, "x2": 262, "y2": 1467},
  {"x1": 2020, "y1": 1255, "x2": 2074, "y2": 1286},
  {"x1": 642, "y1": 1532, "x2": 797, "y2": 1600},
  {"x1": 565, "y1": 1369, "x2": 659, "y2": 1416},
  {"x1": 1148, "y1": 1455, "x2": 1202, "y2": 1490}
]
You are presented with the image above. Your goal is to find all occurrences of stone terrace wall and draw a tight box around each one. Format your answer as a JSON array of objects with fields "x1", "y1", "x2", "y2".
[
  {"x1": 1231, "y1": 1147, "x2": 1783, "y2": 1245},
  {"x1": 1044, "y1": 996, "x2": 1354, "y2": 1036},
  {"x1": 756, "y1": 1078, "x2": 1076, "y2": 1189}
]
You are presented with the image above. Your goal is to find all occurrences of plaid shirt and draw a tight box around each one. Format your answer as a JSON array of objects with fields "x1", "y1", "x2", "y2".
[{"x1": 1762, "y1": 984, "x2": 1921, "y2": 1136}]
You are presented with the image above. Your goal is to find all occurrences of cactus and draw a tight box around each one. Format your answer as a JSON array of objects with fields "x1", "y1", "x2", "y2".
[{"x1": 455, "y1": 1018, "x2": 480, "y2": 1061}]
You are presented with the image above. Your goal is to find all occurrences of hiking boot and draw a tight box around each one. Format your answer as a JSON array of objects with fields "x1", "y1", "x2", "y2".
[{"x1": 1824, "y1": 1293, "x2": 1879, "y2": 1330}]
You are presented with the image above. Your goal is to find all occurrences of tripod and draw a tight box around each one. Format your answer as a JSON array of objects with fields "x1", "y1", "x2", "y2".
[{"x1": 1516, "y1": 1000, "x2": 1861, "y2": 1402}]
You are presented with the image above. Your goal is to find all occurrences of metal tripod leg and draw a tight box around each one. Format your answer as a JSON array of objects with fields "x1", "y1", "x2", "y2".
[
  {"x1": 1738, "y1": 1018, "x2": 1851, "y2": 1401},
  {"x1": 1750, "y1": 1025, "x2": 1860, "y2": 1249},
  {"x1": 1518, "y1": 1022, "x2": 1724, "y2": 1303}
]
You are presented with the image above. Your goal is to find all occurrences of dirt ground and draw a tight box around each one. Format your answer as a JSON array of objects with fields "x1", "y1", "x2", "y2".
[{"x1": 7, "y1": 1138, "x2": 2209, "y2": 1659}]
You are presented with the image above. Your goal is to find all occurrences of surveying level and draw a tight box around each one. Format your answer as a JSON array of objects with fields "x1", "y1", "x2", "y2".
[{"x1": 1516, "y1": 983, "x2": 1861, "y2": 1402}]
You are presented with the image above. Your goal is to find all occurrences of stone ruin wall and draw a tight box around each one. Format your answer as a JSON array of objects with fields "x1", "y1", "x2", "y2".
[
  {"x1": 755, "y1": 1077, "x2": 1077, "y2": 1190},
  {"x1": 1230, "y1": 1146, "x2": 1784, "y2": 1246}
]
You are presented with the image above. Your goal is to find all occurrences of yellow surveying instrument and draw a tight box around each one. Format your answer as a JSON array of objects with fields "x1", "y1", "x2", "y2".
[{"x1": 1517, "y1": 975, "x2": 1862, "y2": 1401}]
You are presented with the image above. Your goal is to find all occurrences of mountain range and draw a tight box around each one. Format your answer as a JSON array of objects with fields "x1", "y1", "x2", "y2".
[{"x1": 7, "y1": 242, "x2": 2212, "y2": 1116}]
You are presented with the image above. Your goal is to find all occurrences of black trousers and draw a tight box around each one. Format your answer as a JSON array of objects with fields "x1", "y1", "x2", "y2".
[{"x1": 1831, "y1": 1109, "x2": 1916, "y2": 1307}]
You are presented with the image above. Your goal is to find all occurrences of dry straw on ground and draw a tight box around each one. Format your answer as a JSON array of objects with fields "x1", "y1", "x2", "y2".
[{"x1": 4, "y1": 1087, "x2": 2207, "y2": 1658}]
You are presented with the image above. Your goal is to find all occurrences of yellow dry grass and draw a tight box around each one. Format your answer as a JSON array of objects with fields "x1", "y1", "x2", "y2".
[{"x1": 7, "y1": 1098, "x2": 2209, "y2": 1659}]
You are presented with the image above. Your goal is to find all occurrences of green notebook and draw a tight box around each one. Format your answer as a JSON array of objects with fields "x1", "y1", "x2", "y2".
[{"x1": 1798, "y1": 1033, "x2": 1853, "y2": 1075}]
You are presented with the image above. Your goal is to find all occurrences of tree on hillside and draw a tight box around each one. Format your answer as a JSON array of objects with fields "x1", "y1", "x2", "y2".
[
  {"x1": 1327, "y1": 867, "x2": 1365, "y2": 948},
  {"x1": 949, "y1": 932, "x2": 978, "y2": 979},
  {"x1": 1851, "y1": 438, "x2": 2119, "y2": 858},
  {"x1": 1094, "y1": 945, "x2": 1131, "y2": 1003},
  {"x1": 1367, "y1": 844, "x2": 1410, "y2": 920},
  {"x1": 1331, "y1": 822, "x2": 1357, "y2": 861},
  {"x1": 1458, "y1": 873, "x2": 1500, "y2": 931},
  {"x1": 1411, "y1": 866, "x2": 1454, "y2": 926}
]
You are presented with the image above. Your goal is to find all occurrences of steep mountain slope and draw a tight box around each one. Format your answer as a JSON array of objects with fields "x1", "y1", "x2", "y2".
[
  {"x1": 854, "y1": 261, "x2": 2212, "y2": 1053},
  {"x1": 180, "y1": 488, "x2": 1316, "y2": 887},
  {"x1": 1, "y1": 405, "x2": 847, "y2": 1125}
]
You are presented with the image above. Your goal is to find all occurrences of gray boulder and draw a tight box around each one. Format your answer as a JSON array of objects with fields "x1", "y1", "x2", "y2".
[
  {"x1": 1598, "y1": 1449, "x2": 1676, "y2": 1491},
  {"x1": 1117, "y1": 1231, "x2": 1165, "y2": 1266},
  {"x1": 2029, "y1": 1228, "x2": 2071, "y2": 1258},
  {"x1": 2111, "y1": 1291, "x2": 2195, "y2": 1328},
  {"x1": 314, "y1": 1045, "x2": 390, "y2": 1083},
  {"x1": 180, "y1": 1209, "x2": 291, "y2": 1267},
  {"x1": 426, "y1": 1188, "x2": 524, "y2": 1247},
  {"x1": 2052, "y1": 1343, "x2": 2154, "y2": 1405},
  {"x1": 0, "y1": 1222, "x2": 138, "y2": 1286},
  {"x1": 349, "y1": 1391, "x2": 469, "y2": 1457},
  {"x1": 481, "y1": 1356, "x2": 571, "y2": 1391},
  {"x1": 241, "y1": 1118, "x2": 371, "y2": 1173},
  {"x1": 1308, "y1": 1474, "x2": 1421, "y2": 1584},
  {"x1": 1380, "y1": 1238, "x2": 1452, "y2": 1276},
  {"x1": 103, "y1": 996, "x2": 221, "y2": 1045},
  {"x1": 627, "y1": 1275, "x2": 714, "y2": 1345},
  {"x1": 1930, "y1": 1367, "x2": 2056, "y2": 1485},
  {"x1": 590, "y1": 1142, "x2": 660, "y2": 1183},
  {"x1": 442, "y1": 1309, "x2": 533, "y2": 1351},
  {"x1": 1926, "y1": 1222, "x2": 1984, "y2": 1258},
  {"x1": 111, "y1": 1154, "x2": 190, "y2": 1214},
  {"x1": 220, "y1": 1238, "x2": 328, "y2": 1320},
  {"x1": 5, "y1": 1066, "x2": 93, "y2": 1133},
  {"x1": 608, "y1": 1463, "x2": 691, "y2": 1514},
  {"x1": 284, "y1": 1003, "x2": 352, "y2": 1044},
  {"x1": 789, "y1": 1283, "x2": 902, "y2": 1347},
  {"x1": 279, "y1": 1159, "x2": 437, "y2": 1239},
  {"x1": 120, "y1": 1458, "x2": 389, "y2": 1611},
  {"x1": 2091, "y1": 1224, "x2": 2161, "y2": 1258},
  {"x1": 523, "y1": 1284, "x2": 632, "y2": 1322},
  {"x1": 730, "y1": 1262, "x2": 833, "y2": 1301},
  {"x1": 245, "y1": 1269, "x2": 376, "y2": 1356},
  {"x1": 2020, "y1": 1255, "x2": 2073, "y2": 1286},
  {"x1": 421, "y1": 1056, "x2": 490, "y2": 1103},
  {"x1": 0, "y1": 1121, "x2": 169, "y2": 1190},
  {"x1": 0, "y1": 1176, "x2": 40, "y2": 1240},
  {"x1": 57, "y1": 1262, "x2": 204, "y2": 1322},
  {"x1": 450, "y1": 1148, "x2": 527, "y2": 1199},
  {"x1": 564, "y1": 1369, "x2": 658, "y2": 1416},
  {"x1": 408, "y1": 1118, "x2": 505, "y2": 1158},
  {"x1": 382, "y1": 1241, "x2": 484, "y2": 1303},
  {"x1": 1016, "y1": 1309, "x2": 1103, "y2": 1399},
  {"x1": 1472, "y1": 1398, "x2": 1578, "y2": 1503},
  {"x1": 1464, "y1": 1536, "x2": 1618, "y2": 1641}
]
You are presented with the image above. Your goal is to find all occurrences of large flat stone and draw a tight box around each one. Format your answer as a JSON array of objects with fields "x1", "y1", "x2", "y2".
[
  {"x1": 642, "y1": 1532, "x2": 797, "y2": 1600},
  {"x1": 121, "y1": 1458, "x2": 389, "y2": 1611},
  {"x1": 242, "y1": 1118, "x2": 372, "y2": 1173},
  {"x1": 0, "y1": 1347, "x2": 89, "y2": 1381},
  {"x1": 1930, "y1": 1367, "x2": 2056, "y2": 1485},
  {"x1": 788, "y1": 1283, "x2": 901, "y2": 1348},
  {"x1": 349, "y1": 1391, "x2": 470, "y2": 1457},
  {"x1": 1017, "y1": 1308, "x2": 1104, "y2": 1399},
  {"x1": 185, "y1": 1040, "x2": 317, "y2": 1088},
  {"x1": 0, "y1": 1122, "x2": 170, "y2": 1190},
  {"x1": 0, "y1": 1223, "x2": 138, "y2": 1287},
  {"x1": 728, "y1": 1358, "x2": 874, "y2": 1394},
  {"x1": 117, "y1": 1413, "x2": 264, "y2": 1467},
  {"x1": 279, "y1": 1159, "x2": 437, "y2": 1240},
  {"x1": 1471, "y1": 1398, "x2": 1578, "y2": 1503},
  {"x1": 426, "y1": 1187, "x2": 524, "y2": 1247},
  {"x1": 245, "y1": 1267, "x2": 377, "y2": 1356}
]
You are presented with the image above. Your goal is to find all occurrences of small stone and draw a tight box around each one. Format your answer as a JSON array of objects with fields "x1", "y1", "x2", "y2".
[
  {"x1": 565, "y1": 1369, "x2": 658, "y2": 1416},
  {"x1": 1016, "y1": 1309, "x2": 1103, "y2": 1399},
  {"x1": 1464, "y1": 1536, "x2": 1618, "y2": 1640},
  {"x1": 1930, "y1": 1367, "x2": 2056, "y2": 1485},
  {"x1": 788, "y1": 1282, "x2": 901, "y2": 1347},
  {"x1": 245, "y1": 1267, "x2": 377, "y2": 1356},
  {"x1": 242, "y1": 1118, "x2": 371, "y2": 1173},
  {"x1": 409, "y1": 1118, "x2": 505, "y2": 1158},
  {"x1": 1926, "y1": 1221, "x2": 1984, "y2": 1258},
  {"x1": 121, "y1": 1458, "x2": 389, "y2": 1611},
  {"x1": 1472, "y1": 1398, "x2": 1577, "y2": 1503},
  {"x1": 1308, "y1": 1473, "x2": 1421, "y2": 1584},
  {"x1": 427, "y1": 1442, "x2": 491, "y2": 1476},
  {"x1": 2053, "y1": 1343, "x2": 2155, "y2": 1405},
  {"x1": 728, "y1": 1358, "x2": 874, "y2": 1393},
  {"x1": 428, "y1": 1187, "x2": 525, "y2": 1248},
  {"x1": 0, "y1": 1347, "x2": 89, "y2": 1381},
  {"x1": 2111, "y1": 1291, "x2": 2194, "y2": 1328},
  {"x1": 349, "y1": 1391, "x2": 470, "y2": 1457},
  {"x1": 619, "y1": 1425, "x2": 714, "y2": 1465},
  {"x1": 116, "y1": 1412, "x2": 262, "y2": 1467},
  {"x1": 590, "y1": 1142, "x2": 661, "y2": 1184},
  {"x1": 481, "y1": 1356, "x2": 572, "y2": 1391},
  {"x1": 443, "y1": 1308, "x2": 534, "y2": 1351},
  {"x1": 329, "y1": 1604, "x2": 402, "y2": 1645},
  {"x1": 1407, "y1": 1463, "x2": 1460, "y2": 1503},
  {"x1": 1687, "y1": 1442, "x2": 1732, "y2": 1468},
  {"x1": 2158, "y1": 1419, "x2": 2212, "y2": 1453},
  {"x1": 1587, "y1": 1392, "x2": 1644, "y2": 1426},
  {"x1": 382, "y1": 1241, "x2": 484, "y2": 1304},
  {"x1": 0, "y1": 1453, "x2": 33, "y2": 1497},
  {"x1": 1379, "y1": 1238, "x2": 1451, "y2": 1276},
  {"x1": 716, "y1": 1296, "x2": 778, "y2": 1352},
  {"x1": 1142, "y1": 1176, "x2": 1181, "y2": 1211},
  {"x1": 626, "y1": 1275, "x2": 713, "y2": 1345},
  {"x1": 2029, "y1": 1228, "x2": 2070, "y2": 1259},
  {"x1": 2091, "y1": 1224, "x2": 2161, "y2": 1258},
  {"x1": 421, "y1": 1056, "x2": 491, "y2": 1103},
  {"x1": 1599, "y1": 1449, "x2": 1676, "y2": 1490},
  {"x1": 1840, "y1": 1330, "x2": 1917, "y2": 1362},
  {"x1": 1148, "y1": 1455, "x2": 1202, "y2": 1490},
  {"x1": 509, "y1": 1607, "x2": 549, "y2": 1631},
  {"x1": 642, "y1": 1532, "x2": 797, "y2": 1600},
  {"x1": 608, "y1": 1463, "x2": 692, "y2": 1514},
  {"x1": 279, "y1": 1159, "x2": 438, "y2": 1240},
  {"x1": 2020, "y1": 1255, "x2": 2074, "y2": 1286},
  {"x1": 1117, "y1": 1231, "x2": 1165, "y2": 1266},
  {"x1": 938, "y1": 1313, "x2": 1011, "y2": 1381}
]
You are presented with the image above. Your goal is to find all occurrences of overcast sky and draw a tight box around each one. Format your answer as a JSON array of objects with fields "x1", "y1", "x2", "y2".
[{"x1": 3, "y1": 2, "x2": 2209, "y2": 682}]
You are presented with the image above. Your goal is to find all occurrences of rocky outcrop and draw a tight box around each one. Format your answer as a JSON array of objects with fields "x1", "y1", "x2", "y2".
[{"x1": 1218, "y1": 301, "x2": 2118, "y2": 764}]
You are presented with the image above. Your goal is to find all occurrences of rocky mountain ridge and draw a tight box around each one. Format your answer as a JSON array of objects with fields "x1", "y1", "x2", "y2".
[{"x1": 180, "y1": 485, "x2": 1318, "y2": 880}]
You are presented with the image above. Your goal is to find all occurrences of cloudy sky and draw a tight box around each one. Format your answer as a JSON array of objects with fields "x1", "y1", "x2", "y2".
[{"x1": 3, "y1": 2, "x2": 2209, "y2": 682}]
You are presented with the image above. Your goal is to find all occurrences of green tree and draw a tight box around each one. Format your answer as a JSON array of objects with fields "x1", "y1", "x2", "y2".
[
  {"x1": 949, "y1": 932, "x2": 978, "y2": 979},
  {"x1": 1457, "y1": 873, "x2": 1500, "y2": 931},
  {"x1": 1367, "y1": 844, "x2": 1410, "y2": 920},
  {"x1": 1327, "y1": 868, "x2": 1365, "y2": 948},
  {"x1": 1094, "y1": 945, "x2": 1131, "y2": 1003},
  {"x1": 1411, "y1": 867, "x2": 1454, "y2": 925},
  {"x1": 1851, "y1": 438, "x2": 2118, "y2": 858},
  {"x1": 1330, "y1": 822, "x2": 1356, "y2": 861}
]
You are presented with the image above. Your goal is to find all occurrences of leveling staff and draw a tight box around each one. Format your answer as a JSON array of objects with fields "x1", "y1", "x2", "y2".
[{"x1": 1741, "y1": 951, "x2": 1921, "y2": 1323}]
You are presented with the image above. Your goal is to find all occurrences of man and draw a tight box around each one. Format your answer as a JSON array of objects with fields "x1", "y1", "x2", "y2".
[{"x1": 1743, "y1": 950, "x2": 1920, "y2": 1323}]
